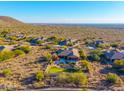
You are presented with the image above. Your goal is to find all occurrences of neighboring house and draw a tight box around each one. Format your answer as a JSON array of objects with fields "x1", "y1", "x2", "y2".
[
  {"x1": 111, "y1": 52, "x2": 124, "y2": 61},
  {"x1": 87, "y1": 40, "x2": 104, "y2": 50},
  {"x1": 104, "y1": 50, "x2": 116, "y2": 60},
  {"x1": 55, "y1": 48, "x2": 80, "y2": 64},
  {"x1": 119, "y1": 46, "x2": 124, "y2": 53},
  {"x1": 29, "y1": 37, "x2": 45, "y2": 45},
  {"x1": 55, "y1": 49, "x2": 64, "y2": 54},
  {"x1": 104, "y1": 50, "x2": 124, "y2": 61},
  {"x1": 17, "y1": 34, "x2": 25, "y2": 39},
  {"x1": 94, "y1": 40, "x2": 104, "y2": 46},
  {"x1": 58, "y1": 39, "x2": 79, "y2": 46},
  {"x1": 58, "y1": 40, "x2": 69, "y2": 46}
]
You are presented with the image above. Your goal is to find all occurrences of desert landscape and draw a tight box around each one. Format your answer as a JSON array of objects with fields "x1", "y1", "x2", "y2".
[{"x1": 0, "y1": 16, "x2": 124, "y2": 90}]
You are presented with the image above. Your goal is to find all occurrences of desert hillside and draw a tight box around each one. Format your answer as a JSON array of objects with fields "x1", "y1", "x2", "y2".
[{"x1": 0, "y1": 16, "x2": 24, "y2": 27}]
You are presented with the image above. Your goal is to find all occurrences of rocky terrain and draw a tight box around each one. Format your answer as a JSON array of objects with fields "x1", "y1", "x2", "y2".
[{"x1": 0, "y1": 16, "x2": 124, "y2": 91}]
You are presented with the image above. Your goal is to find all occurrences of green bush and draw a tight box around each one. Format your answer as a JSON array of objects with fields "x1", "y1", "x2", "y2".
[
  {"x1": 91, "y1": 49, "x2": 103, "y2": 56},
  {"x1": 89, "y1": 54, "x2": 100, "y2": 61},
  {"x1": 111, "y1": 43, "x2": 119, "y2": 48},
  {"x1": 9, "y1": 36, "x2": 18, "y2": 41},
  {"x1": 106, "y1": 73, "x2": 122, "y2": 85},
  {"x1": 57, "y1": 72, "x2": 88, "y2": 87},
  {"x1": 113, "y1": 60, "x2": 124, "y2": 68},
  {"x1": 32, "y1": 81, "x2": 45, "y2": 88},
  {"x1": 53, "y1": 40, "x2": 59, "y2": 45},
  {"x1": 79, "y1": 50, "x2": 87, "y2": 60},
  {"x1": 64, "y1": 68, "x2": 81, "y2": 73},
  {"x1": 79, "y1": 60, "x2": 93, "y2": 73},
  {"x1": 47, "y1": 36, "x2": 58, "y2": 42},
  {"x1": 13, "y1": 49, "x2": 25, "y2": 56},
  {"x1": 97, "y1": 44, "x2": 105, "y2": 48},
  {"x1": 0, "y1": 51, "x2": 14, "y2": 62},
  {"x1": 45, "y1": 45, "x2": 51, "y2": 49},
  {"x1": 97, "y1": 44, "x2": 110, "y2": 49},
  {"x1": 2, "y1": 69, "x2": 12, "y2": 76},
  {"x1": 36, "y1": 40, "x2": 44, "y2": 45},
  {"x1": 44, "y1": 53, "x2": 52, "y2": 61},
  {"x1": 17, "y1": 45, "x2": 31, "y2": 53},
  {"x1": 67, "y1": 42, "x2": 73, "y2": 46},
  {"x1": 36, "y1": 71, "x2": 44, "y2": 81},
  {"x1": 62, "y1": 46, "x2": 67, "y2": 49},
  {"x1": 85, "y1": 40, "x2": 93, "y2": 45},
  {"x1": 0, "y1": 29, "x2": 10, "y2": 37}
]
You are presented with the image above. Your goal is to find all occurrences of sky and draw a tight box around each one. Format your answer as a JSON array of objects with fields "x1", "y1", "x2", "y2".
[{"x1": 0, "y1": 1, "x2": 124, "y2": 23}]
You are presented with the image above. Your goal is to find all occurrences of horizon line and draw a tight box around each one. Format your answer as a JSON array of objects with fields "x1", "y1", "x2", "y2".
[{"x1": 28, "y1": 23, "x2": 124, "y2": 24}]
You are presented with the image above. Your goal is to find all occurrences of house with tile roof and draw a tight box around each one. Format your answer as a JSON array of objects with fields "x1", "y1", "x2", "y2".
[{"x1": 55, "y1": 48, "x2": 80, "y2": 64}]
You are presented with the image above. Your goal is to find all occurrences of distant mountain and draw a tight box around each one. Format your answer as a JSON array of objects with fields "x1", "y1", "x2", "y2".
[{"x1": 0, "y1": 16, "x2": 24, "y2": 27}]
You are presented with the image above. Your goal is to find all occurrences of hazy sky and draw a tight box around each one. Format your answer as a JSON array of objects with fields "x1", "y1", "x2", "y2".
[{"x1": 0, "y1": 1, "x2": 124, "y2": 23}]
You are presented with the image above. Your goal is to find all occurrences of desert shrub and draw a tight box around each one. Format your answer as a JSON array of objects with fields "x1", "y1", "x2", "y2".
[
  {"x1": 35, "y1": 71, "x2": 44, "y2": 81},
  {"x1": 67, "y1": 42, "x2": 73, "y2": 46},
  {"x1": 57, "y1": 72, "x2": 88, "y2": 87},
  {"x1": 45, "y1": 45, "x2": 51, "y2": 49},
  {"x1": 0, "y1": 29, "x2": 10, "y2": 37},
  {"x1": 88, "y1": 54, "x2": 100, "y2": 62},
  {"x1": 64, "y1": 68, "x2": 81, "y2": 73},
  {"x1": 79, "y1": 50, "x2": 87, "y2": 60},
  {"x1": 44, "y1": 53, "x2": 52, "y2": 61},
  {"x1": 2, "y1": 69, "x2": 12, "y2": 76},
  {"x1": 36, "y1": 40, "x2": 44, "y2": 45},
  {"x1": 49, "y1": 59, "x2": 54, "y2": 64},
  {"x1": 78, "y1": 60, "x2": 93, "y2": 73},
  {"x1": 32, "y1": 81, "x2": 45, "y2": 88},
  {"x1": 97, "y1": 44, "x2": 105, "y2": 48},
  {"x1": 0, "y1": 51, "x2": 14, "y2": 62},
  {"x1": 62, "y1": 46, "x2": 67, "y2": 49},
  {"x1": 113, "y1": 60, "x2": 124, "y2": 68},
  {"x1": 17, "y1": 45, "x2": 31, "y2": 53},
  {"x1": 111, "y1": 43, "x2": 119, "y2": 48},
  {"x1": 98, "y1": 43, "x2": 110, "y2": 49},
  {"x1": 47, "y1": 36, "x2": 58, "y2": 42},
  {"x1": 91, "y1": 49, "x2": 103, "y2": 56},
  {"x1": 58, "y1": 37, "x2": 65, "y2": 41},
  {"x1": 85, "y1": 40, "x2": 93, "y2": 45},
  {"x1": 13, "y1": 49, "x2": 25, "y2": 56},
  {"x1": 26, "y1": 37, "x2": 35, "y2": 42},
  {"x1": 113, "y1": 60, "x2": 124, "y2": 73},
  {"x1": 106, "y1": 73, "x2": 122, "y2": 85},
  {"x1": 66, "y1": 62, "x2": 77, "y2": 68},
  {"x1": 0, "y1": 37, "x2": 5, "y2": 41},
  {"x1": 53, "y1": 40, "x2": 59, "y2": 45},
  {"x1": 8, "y1": 41, "x2": 18, "y2": 45},
  {"x1": 9, "y1": 36, "x2": 18, "y2": 41}
]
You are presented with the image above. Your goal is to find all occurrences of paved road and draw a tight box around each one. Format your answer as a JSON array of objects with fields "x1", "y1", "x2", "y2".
[{"x1": 27, "y1": 88, "x2": 85, "y2": 91}]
